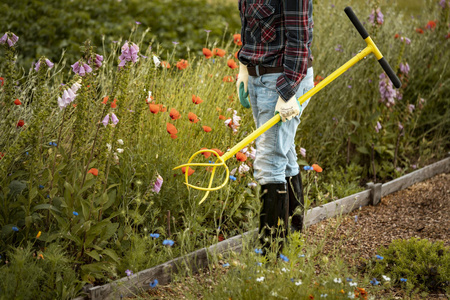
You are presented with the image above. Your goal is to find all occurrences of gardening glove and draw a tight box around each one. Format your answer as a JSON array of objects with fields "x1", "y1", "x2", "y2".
[
  {"x1": 236, "y1": 62, "x2": 250, "y2": 108},
  {"x1": 275, "y1": 95, "x2": 301, "y2": 122}
]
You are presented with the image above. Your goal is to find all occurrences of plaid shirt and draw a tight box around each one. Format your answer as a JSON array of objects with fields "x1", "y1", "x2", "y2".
[{"x1": 238, "y1": 0, "x2": 313, "y2": 101}]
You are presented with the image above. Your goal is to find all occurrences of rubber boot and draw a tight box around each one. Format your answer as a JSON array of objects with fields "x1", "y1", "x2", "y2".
[
  {"x1": 286, "y1": 173, "x2": 304, "y2": 232},
  {"x1": 259, "y1": 183, "x2": 289, "y2": 255}
]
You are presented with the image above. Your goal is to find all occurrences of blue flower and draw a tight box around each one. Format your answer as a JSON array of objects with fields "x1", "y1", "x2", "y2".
[
  {"x1": 256, "y1": 262, "x2": 262, "y2": 266},
  {"x1": 375, "y1": 255, "x2": 384, "y2": 260},
  {"x1": 150, "y1": 233, "x2": 160, "y2": 239},
  {"x1": 73, "y1": 211, "x2": 79, "y2": 216},
  {"x1": 38, "y1": 185, "x2": 44, "y2": 189},
  {"x1": 370, "y1": 278, "x2": 380, "y2": 285},
  {"x1": 355, "y1": 215, "x2": 358, "y2": 222},
  {"x1": 26, "y1": 152, "x2": 29, "y2": 155},
  {"x1": 346, "y1": 277, "x2": 353, "y2": 282},
  {"x1": 222, "y1": 263, "x2": 230, "y2": 268},
  {"x1": 229, "y1": 176, "x2": 236, "y2": 181},
  {"x1": 163, "y1": 239, "x2": 174, "y2": 246},
  {"x1": 279, "y1": 254, "x2": 289, "y2": 262},
  {"x1": 48, "y1": 142, "x2": 57, "y2": 147},
  {"x1": 254, "y1": 248, "x2": 263, "y2": 255},
  {"x1": 400, "y1": 278, "x2": 407, "y2": 282},
  {"x1": 12, "y1": 226, "x2": 19, "y2": 232},
  {"x1": 149, "y1": 279, "x2": 158, "y2": 288},
  {"x1": 298, "y1": 254, "x2": 305, "y2": 258}
]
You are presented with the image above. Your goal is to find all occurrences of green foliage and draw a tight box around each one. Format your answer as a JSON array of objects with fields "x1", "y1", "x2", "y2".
[{"x1": 371, "y1": 238, "x2": 450, "y2": 294}]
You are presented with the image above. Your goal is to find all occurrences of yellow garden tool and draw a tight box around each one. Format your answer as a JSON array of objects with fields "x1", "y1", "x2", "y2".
[{"x1": 174, "y1": 6, "x2": 401, "y2": 204}]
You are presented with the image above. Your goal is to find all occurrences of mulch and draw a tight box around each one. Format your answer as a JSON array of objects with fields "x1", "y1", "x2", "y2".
[{"x1": 139, "y1": 172, "x2": 450, "y2": 299}]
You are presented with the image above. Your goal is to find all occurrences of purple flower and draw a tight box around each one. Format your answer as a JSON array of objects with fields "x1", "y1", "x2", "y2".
[
  {"x1": 411, "y1": 164, "x2": 417, "y2": 169},
  {"x1": 204, "y1": 29, "x2": 211, "y2": 33},
  {"x1": 398, "y1": 122, "x2": 404, "y2": 131},
  {"x1": 88, "y1": 54, "x2": 103, "y2": 69},
  {"x1": 408, "y1": 104, "x2": 415, "y2": 113},
  {"x1": 354, "y1": 215, "x2": 358, "y2": 223},
  {"x1": 2, "y1": 33, "x2": 19, "y2": 47},
  {"x1": 369, "y1": 8, "x2": 384, "y2": 25},
  {"x1": 111, "y1": 113, "x2": 119, "y2": 125},
  {"x1": 152, "y1": 175, "x2": 163, "y2": 193},
  {"x1": 439, "y1": 0, "x2": 446, "y2": 8},
  {"x1": 119, "y1": 42, "x2": 139, "y2": 67},
  {"x1": 135, "y1": 21, "x2": 141, "y2": 25},
  {"x1": 379, "y1": 73, "x2": 400, "y2": 107},
  {"x1": 348, "y1": 85, "x2": 352, "y2": 89},
  {"x1": 334, "y1": 44, "x2": 343, "y2": 52},
  {"x1": 163, "y1": 239, "x2": 174, "y2": 246},
  {"x1": 0, "y1": 33, "x2": 7, "y2": 44},
  {"x1": 45, "y1": 59, "x2": 54, "y2": 69},
  {"x1": 83, "y1": 63, "x2": 92, "y2": 74},
  {"x1": 375, "y1": 121, "x2": 382, "y2": 133},
  {"x1": 300, "y1": 147, "x2": 306, "y2": 158},
  {"x1": 172, "y1": 41, "x2": 179, "y2": 45},
  {"x1": 34, "y1": 61, "x2": 41, "y2": 72},
  {"x1": 399, "y1": 62, "x2": 410, "y2": 75},
  {"x1": 400, "y1": 37, "x2": 411, "y2": 45},
  {"x1": 102, "y1": 114, "x2": 110, "y2": 127},
  {"x1": 125, "y1": 269, "x2": 133, "y2": 276}
]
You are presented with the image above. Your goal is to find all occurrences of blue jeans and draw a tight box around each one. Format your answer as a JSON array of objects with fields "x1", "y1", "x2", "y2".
[{"x1": 248, "y1": 67, "x2": 314, "y2": 185}]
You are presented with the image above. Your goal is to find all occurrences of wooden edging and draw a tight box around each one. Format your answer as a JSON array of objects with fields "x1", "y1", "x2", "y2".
[{"x1": 74, "y1": 156, "x2": 450, "y2": 300}]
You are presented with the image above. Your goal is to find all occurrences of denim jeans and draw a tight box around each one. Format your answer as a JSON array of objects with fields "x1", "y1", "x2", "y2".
[{"x1": 248, "y1": 67, "x2": 314, "y2": 185}]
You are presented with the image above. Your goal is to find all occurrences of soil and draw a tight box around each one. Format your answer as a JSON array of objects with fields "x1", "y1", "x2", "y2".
[{"x1": 137, "y1": 172, "x2": 450, "y2": 299}]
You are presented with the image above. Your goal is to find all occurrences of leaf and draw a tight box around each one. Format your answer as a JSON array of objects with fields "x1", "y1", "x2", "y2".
[
  {"x1": 64, "y1": 181, "x2": 74, "y2": 194},
  {"x1": 32, "y1": 203, "x2": 61, "y2": 213},
  {"x1": 350, "y1": 121, "x2": 360, "y2": 128},
  {"x1": 356, "y1": 146, "x2": 370, "y2": 155},
  {"x1": 102, "y1": 248, "x2": 120, "y2": 263},
  {"x1": 86, "y1": 250, "x2": 100, "y2": 261}
]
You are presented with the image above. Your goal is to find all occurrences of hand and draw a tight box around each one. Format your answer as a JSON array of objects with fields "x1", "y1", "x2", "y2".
[
  {"x1": 236, "y1": 62, "x2": 250, "y2": 108},
  {"x1": 275, "y1": 95, "x2": 301, "y2": 122}
]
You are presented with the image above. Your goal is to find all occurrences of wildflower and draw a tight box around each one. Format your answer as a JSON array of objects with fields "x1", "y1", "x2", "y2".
[
  {"x1": 400, "y1": 278, "x2": 407, "y2": 282},
  {"x1": 426, "y1": 20, "x2": 436, "y2": 30},
  {"x1": 227, "y1": 59, "x2": 238, "y2": 69},
  {"x1": 150, "y1": 233, "x2": 160, "y2": 238},
  {"x1": 309, "y1": 295, "x2": 314, "y2": 299},
  {"x1": 71, "y1": 61, "x2": 92, "y2": 76},
  {"x1": 256, "y1": 276, "x2": 265, "y2": 282},
  {"x1": 35, "y1": 231, "x2": 42, "y2": 239},
  {"x1": 149, "y1": 103, "x2": 160, "y2": 114},
  {"x1": 0, "y1": 32, "x2": 19, "y2": 47},
  {"x1": 87, "y1": 168, "x2": 99, "y2": 176},
  {"x1": 229, "y1": 175, "x2": 237, "y2": 181},
  {"x1": 347, "y1": 292, "x2": 355, "y2": 299},
  {"x1": 14, "y1": 99, "x2": 21, "y2": 105},
  {"x1": 125, "y1": 269, "x2": 133, "y2": 276},
  {"x1": 219, "y1": 115, "x2": 226, "y2": 120},
  {"x1": 161, "y1": 61, "x2": 171, "y2": 69},
  {"x1": 73, "y1": 211, "x2": 79, "y2": 216},
  {"x1": 334, "y1": 278, "x2": 342, "y2": 284},
  {"x1": 369, "y1": 8, "x2": 384, "y2": 25},
  {"x1": 102, "y1": 96, "x2": 109, "y2": 104},
  {"x1": 111, "y1": 113, "x2": 119, "y2": 125},
  {"x1": 149, "y1": 279, "x2": 158, "y2": 288},
  {"x1": 0, "y1": 77, "x2": 4, "y2": 86},
  {"x1": 248, "y1": 182, "x2": 257, "y2": 188},
  {"x1": 440, "y1": 0, "x2": 447, "y2": 8},
  {"x1": 233, "y1": 34, "x2": 242, "y2": 46},
  {"x1": 314, "y1": 75, "x2": 324, "y2": 86},
  {"x1": 375, "y1": 121, "x2": 382, "y2": 133},
  {"x1": 212, "y1": 48, "x2": 226, "y2": 57},
  {"x1": 158, "y1": 104, "x2": 167, "y2": 112},
  {"x1": 117, "y1": 139, "x2": 124, "y2": 145},
  {"x1": 17, "y1": 120, "x2": 25, "y2": 127},
  {"x1": 181, "y1": 166, "x2": 195, "y2": 176},
  {"x1": 254, "y1": 248, "x2": 263, "y2": 254},
  {"x1": 0, "y1": 33, "x2": 6, "y2": 44},
  {"x1": 188, "y1": 112, "x2": 199, "y2": 123},
  {"x1": 223, "y1": 75, "x2": 234, "y2": 82},
  {"x1": 200, "y1": 148, "x2": 211, "y2": 158},
  {"x1": 12, "y1": 226, "x2": 19, "y2": 232},
  {"x1": 295, "y1": 280, "x2": 302, "y2": 286},
  {"x1": 48, "y1": 142, "x2": 57, "y2": 147},
  {"x1": 376, "y1": 255, "x2": 384, "y2": 260},
  {"x1": 300, "y1": 147, "x2": 306, "y2": 157},
  {"x1": 102, "y1": 114, "x2": 110, "y2": 127},
  {"x1": 117, "y1": 148, "x2": 124, "y2": 153},
  {"x1": 304, "y1": 166, "x2": 313, "y2": 171},
  {"x1": 408, "y1": 104, "x2": 415, "y2": 113},
  {"x1": 166, "y1": 123, "x2": 178, "y2": 135},
  {"x1": 416, "y1": 28, "x2": 424, "y2": 34},
  {"x1": 238, "y1": 163, "x2": 250, "y2": 174},
  {"x1": 312, "y1": 164, "x2": 323, "y2": 173},
  {"x1": 152, "y1": 175, "x2": 163, "y2": 193},
  {"x1": 202, "y1": 126, "x2": 212, "y2": 132},
  {"x1": 370, "y1": 278, "x2": 380, "y2": 285},
  {"x1": 382, "y1": 275, "x2": 391, "y2": 282},
  {"x1": 202, "y1": 48, "x2": 212, "y2": 59},
  {"x1": 279, "y1": 254, "x2": 289, "y2": 262},
  {"x1": 399, "y1": 62, "x2": 410, "y2": 75},
  {"x1": 222, "y1": 263, "x2": 230, "y2": 268},
  {"x1": 176, "y1": 59, "x2": 189, "y2": 70},
  {"x1": 355, "y1": 215, "x2": 358, "y2": 222},
  {"x1": 211, "y1": 148, "x2": 224, "y2": 156},
  {"x1": 320, "y1": 294, "x2": 328, "y2": 298},
  {"x1": 111, "y1": 99, "x2": 117, "y2": 109},
  {"x1": 88, "y1": 54, "x2": 103, "y2": 69},
  {"x1": 236, "y1": 152, "x2": 247, "y2": 162},
  {"x1": 349, "y1": 282, "x2": 357, "y2": 287},
  {"x1": 192, "y1": 94, "x2": 203, "y2": 104},
  {"x1": 38, "y1": 253, "x2": 44, "y2": 260},
  {"x1": 162, "y1": 239, "x2": 175, "y2": 246},
  {"x1": 119, "y1": 41, "x2": 140, "y2": 67},
  {"x1": 335, "y1": 44, "x2": 343, "y2": 52}
]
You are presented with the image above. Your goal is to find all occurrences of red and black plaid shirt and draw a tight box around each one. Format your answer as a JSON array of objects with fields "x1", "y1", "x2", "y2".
[{"x1": 238, "y1": 0, "x2": 313, "y2": 101}]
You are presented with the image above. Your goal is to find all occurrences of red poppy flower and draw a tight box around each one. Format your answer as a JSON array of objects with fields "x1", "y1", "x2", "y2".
[
  {"x1": 416, "y1": 28, "x2": 424, "y2": 34},
  {"x1": 218, "y1": 234, "x2": 225, "y2": 241},
  {"x1": 166, "y1": 123, "x2": 178, "y2": 135},
  {"x1": 446, "y1": 33, "x2": 450, "y2": 39},
  {"x1": 314, "y1": 75, "x2": 324, "y2": 86},
  {"x1": 0, "y1": 152, "x2": 4, "y2": 160},
  {"x1": 202, "y1": 48, "x2": 212, "y2": 59},
  {"x1": 149, "y1": 103, "x2": 160, "y2": 114},
  {"x1": 219, "y1": 115, "x2": 226, "y2": 120},
  {"x1": 102, "y1": 96, "x2": 109, "y2": 104},
  {"x1": 146, "y1": 96, "x2": 154, "y2": 104},
  {"x1": 202, "y1": 126, "x2": 212, "y2": 132},
  {"x1": 111, "y1": 99, "x2": 117, "y2": 108},
  {"x1": 212, "y1": 48, "x2": 226, "y2": 57},
  {"x1": 181, "y1": 166, "x2": 195, "y2": 176},
  {"x1": 211, "y1": 148, "x2": 224, "y2": 157},
  {"x1": 170, "y1": 134, "x2": 177, "y2": 139},
  {"x1": 169, "y1": 108, "x2": 181, "y2": 120},
  {"x1": 88, "y1": 168, "x2": 99, "y2": 176},
  {"x1": 188, "y1": 112, "x2": 199, "y2": 123},
  {"x1": 192, "y1": 95, "x2": 203, "y2": 104},
  {"x1": 0, "y1": 77, "x2": 4, "y2": 86},
  {"x1": 312, "y1": 164, "x2": 323, "y2": 173},
  {"x1": 394, "y1": 33, "x2": 400, "y2": 39},
  {"x1": 176, "y1": 59, "x2": 189, "y2": 70},
  {"x1": 200, "y1": 148, "x2": 211, "y2": 158},
  {"x1": 233, "y1": 34, "x2": 242, "y2": 46},
  {"x1": 234, "y1": 51, "x2": 239, "y2": 59},
  {"x1": 14, "y1": 99, "x2": 22, "y2": 105},
  {"x1": 223, "y1": 76, "x2": 234, "y2": 82},
  {"x1": 159, "y1": 104, "x2": 167, "y2": 112},
  {"x1": 161, "y1": 61, "x2": 171, "y2": 69},
  {"x1": 236, "y1": 152, "x2": 247, "y2": 162},
  {"x1": 426, "y1": 20, "x2": 436, "y2": 30},
  {"x1": 72, "y1": 104, "x2": 77, "y2": 108},
  {"x1": 17, "y1": 120, "x2": 25, "y2": 127},
  {"x1": 227, "y1": 59, "x2": 238, "y2": 69}
]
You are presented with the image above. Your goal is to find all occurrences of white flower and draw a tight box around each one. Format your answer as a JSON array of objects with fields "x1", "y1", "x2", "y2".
[
  {"x1": 320, "y1": 294, "x2": 328, "y2": 298},
  {"x1": 238, "y1": 163, "x2": 250, "y2": 174},
  {"x1": 106, "y1": 143, "x2": 112, "y2": 151},
  {"x1": 281, "y1": 267, "x2": 289, "y2": 273},
  {"x1": 248, "y1": 182, "x2": 257, "y2": 188},
  {"x1": 349, "y1": 282, "x2": 357, "y2": 287},
  {"x1": 295, "y1": 280, "x2": 302, "y2": 286},
  {"x1": 256, "y1": 276, "x2": 265, "y2": 282},
  {"x1": 230, "y1": 168, "x2": 237, "y2": 176},
  {"x1": 248, "y1": 147, "x2": 256, "y2": 160},
  {"x1": 382, "y1": 275, "x2": 391, "y2": 282},
  {"x1": 117, "y1": 148, "x2": 124, "y2": 153},
  {"x1": 348, "y1": 292, "x2": 355, "y2": 299},
  {"x1": 113, "y1": 153, "x2": 119, "y2": 164},
  {"x1": 153, "y1": 56, "x2": 161, "y2": 67},
  {"x1": 117, "y1": 139, "x2": 124, "y2": 145},
  {"x1": 334, "y1": 278, "x2": 342, "y2": 284}
]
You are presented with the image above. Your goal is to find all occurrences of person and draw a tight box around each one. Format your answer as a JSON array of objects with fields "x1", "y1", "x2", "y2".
[{"x1": 236, "y1": 0, "x2": 314, "y2": 253}]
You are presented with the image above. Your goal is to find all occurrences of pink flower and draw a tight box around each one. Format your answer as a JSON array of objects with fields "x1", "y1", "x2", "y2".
[
  {"x1": 45, "y1": 59, "x2": 54, "y2": 69},
  {"x1": 111, "y1": 113, "x2": 119, "y2": 125},
  {"x1": 399, "y1": 62, "x2": 410, "y2": 75},
  {"x1": 119, "y1": 41, "x2": 140, "y2": 67},
  {"x1": 1, "y1": 32, "x2": 19, "y2": 47},
  {"x1": 300, "y1": 147, "x2": 306, "y2": 158},
  {"x1": 102, "y1": 114, "x2": 110, "y2": 127},
  {"x1": 408, "y1": 104, "x2": 415, "y2": 113},
  {"x1": 398, "y1": 122, "x2": 404, "y2": 131},
  {"x1": 375, "y1": 121, "x2": 382, "y2": 133},
  {"x1": 152, "y1": 175, "x2": 163, "y2": 193}
]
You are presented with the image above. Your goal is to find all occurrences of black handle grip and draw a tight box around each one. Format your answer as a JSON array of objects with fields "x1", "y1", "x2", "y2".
[
  {"x1": 344, "y1": 6, "x2": 402, "y2": 89},
  {"x1": 344, "y1": 6, "x2": 369, "y2": 39}
]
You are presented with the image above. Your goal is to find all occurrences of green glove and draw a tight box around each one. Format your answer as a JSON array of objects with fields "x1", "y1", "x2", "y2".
[
  {"x1": 239, "y1": 82, "x2": 250, "y2": 108},
  {"x1": 236, "y1": 62, "x2": 250, "y2": 108}
]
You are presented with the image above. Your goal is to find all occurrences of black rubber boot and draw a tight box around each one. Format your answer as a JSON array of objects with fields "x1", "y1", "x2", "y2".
[
  {"x1": 286, "y1": 173, "x2": 304, "y2": 232},
  {"x1": 259, "y1": 183, "x2": 289, "y2": 254}
]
